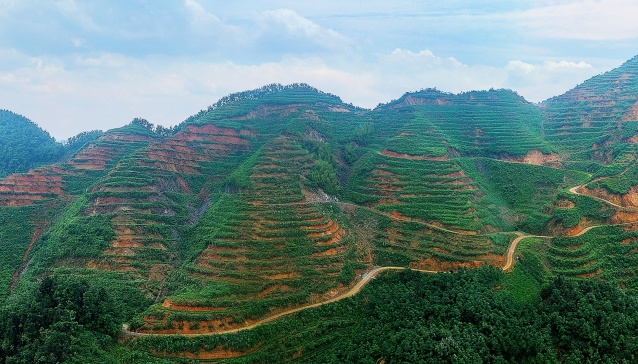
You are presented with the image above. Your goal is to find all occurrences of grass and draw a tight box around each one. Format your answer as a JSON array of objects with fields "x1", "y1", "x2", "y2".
[
  {"x1": 0, "y1": 206, "x2": 34, "y2": 301},
  {"x1": 500, "y1": 237, "x2": 549, "y2": 304}
]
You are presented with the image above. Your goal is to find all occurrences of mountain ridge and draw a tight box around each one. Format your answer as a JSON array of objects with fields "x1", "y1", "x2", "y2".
[{"x1": 1, "y1": 54, "x2": 638, "y2": 362}]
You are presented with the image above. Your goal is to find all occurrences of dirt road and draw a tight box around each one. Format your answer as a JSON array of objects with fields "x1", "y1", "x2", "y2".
[
  {"x1": 123, "y1": 266, "x2": 438, "y2": 337},
  {"x1": 124, "y1": 178, "x2": 638, "y2": 338},
  {"x1": 568, "y1": 184, "x2": 627, "y2": 209}
]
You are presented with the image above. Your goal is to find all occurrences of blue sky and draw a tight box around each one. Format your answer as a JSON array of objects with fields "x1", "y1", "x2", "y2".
[{"x1": 1, "y1": 0, "x2": 637, "y2": 139}]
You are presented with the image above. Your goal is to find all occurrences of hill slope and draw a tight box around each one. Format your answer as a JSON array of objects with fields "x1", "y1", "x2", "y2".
[
  {"x1": 0, "y1": 110, "x2": 64, "y2": 178},
  {"x1": 2, "y1": 58, "x2": 638, "y2": 361}
]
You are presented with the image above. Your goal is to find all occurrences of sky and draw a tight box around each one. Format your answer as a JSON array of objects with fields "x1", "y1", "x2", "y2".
[{"x1": 1, "y1": 0, "x2": 638, "y2": 140}]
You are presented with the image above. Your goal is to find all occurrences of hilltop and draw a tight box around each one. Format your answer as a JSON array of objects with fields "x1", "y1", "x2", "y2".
[{"x1": 2, "y1": 57, "x2": 638, "y2": 362}]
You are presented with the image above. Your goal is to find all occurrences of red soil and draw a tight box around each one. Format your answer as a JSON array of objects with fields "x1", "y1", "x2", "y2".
[
  {"x1": 0, "y1": 168, "x2": 66, "y2": 206},
  {"x1": 162, "y1": 300, "x2": 228, "y2": 311},
  {"x1": 303, "y1": 220, "x2": 334, "y2": 231},
  {"x1": 231, "y1": 105, "x2": 299, "y2": 120},
  {"x1": 410, "y1": 257, "x2": 484, "y2": 271},
  {"x1": 313, "y1": 247, "x2": 338, "y2": 256},
  {"x1": 266, "y1": 273, "x2": 300, "y2": 279},
  {"x1": 307, "y1": 221, "x2": 340, "y2": 237},
  {"x1": 154, "y1": 346, "x2": 251, "y2": 359},
  {"x1": 315, "y1": 228, "x2": 345, "y2": 246},
  {"x1": 622, "y1": 100, "x2": 638, "y2": 121},
  {"x1": 379, "y1": 149, "x2": 449, "y2": 161},
  {"x1": 503, "y1": 150, "x2": 562, "y2": 168},
  {"x1": 578, "y1": 268, "x2": 602, "y2": 279},
  {"x1": 372, "y1": 169, "x2": 394, "y2": 176}
]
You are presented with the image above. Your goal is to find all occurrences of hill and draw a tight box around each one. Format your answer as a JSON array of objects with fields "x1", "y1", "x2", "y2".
[
  {"x1": 0, "y1": 110, "x2": 64, "y2": 178},
  {"x1": 1, "y1": 57, "x2": 638, "y2": 361}
]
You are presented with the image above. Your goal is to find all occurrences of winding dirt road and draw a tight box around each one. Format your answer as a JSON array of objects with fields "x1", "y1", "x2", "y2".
[
  {"x1": 123, "y1": 266, "x2": 438, "y2": 337},
  {"x1": 123, "y1": 178, "x2": 638, "y2": 338},
  {"x1": 569, "y1": 184, "x2": 627, "y2": 209}
]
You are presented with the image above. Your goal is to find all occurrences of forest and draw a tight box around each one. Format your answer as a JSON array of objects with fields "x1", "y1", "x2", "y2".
[
  {"x1": 0, "y1": 110, "x2": 102, "y2": 178},
  {"x1": 3, "y1": 266, "x2": 637, "y2": 363}
]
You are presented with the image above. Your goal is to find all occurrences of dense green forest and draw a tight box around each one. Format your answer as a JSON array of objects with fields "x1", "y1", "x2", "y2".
[
  {"x1": 0, "y1": 110, "x2": 63, "y2": 178},
  {"x1": 0, "y1": 270, "x2": 150, "y2": 364},
  {"x1": 0, "y1": 110, "x2": 103, "y2": 178},
  {"x1": 4, "y1": 266, "x2": 638, "y2": 363}
]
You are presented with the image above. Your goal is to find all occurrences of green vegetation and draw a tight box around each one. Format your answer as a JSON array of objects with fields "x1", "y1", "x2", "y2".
[
  {"x1": 37, "y1": 196, "x2": 115, "y2": 264},
  {"x1": 137, "y1": 136, "x2": 357, "y2": 330},
  {"x1": 348, "y1": 153, "x2": 495, "y2": 232},
  {"x1": 500, "y1": 237, "x2": 548, "y2": 304},
  {"x1": 0, "y1": 270, "x2": 150, "y2": 364},
  {"x1": 544, "y1": 226, "x2": 638, "y2": 289},
  {"x1": 0, "y1": 110, "x2": 64, "y2": 178},
  {"x1": 541, "y1": 55, "x2": 638, "y2": 156},
  {"x1": 2, "y1": 57, "x2": 638, "y2": 361},
  {"x1": 460, "y1": 158, "x2": 591, "y2": 233},
  {"x1": 119, "y1": 267, "x2": 638, "y2": 363},
  {"x1": 0, "y1": 206, "x2": 33, "y2": 300},
  {"x1": 380, "y1": 89, "x2": 552, "y2": 157}
]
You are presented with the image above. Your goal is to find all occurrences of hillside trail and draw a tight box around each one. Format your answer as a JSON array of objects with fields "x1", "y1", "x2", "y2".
[
  {"x1": 10, "y1": 220, "x2": 50, "y2": 292},
  {"x1": 567, "y1": 160, "x2": 638, "y2": 210},
  {"x1": 123, "y1": 266, "x2": 438, "y2": 338},
  {"x1": 501, "y1": 221, "x2": 638, "y2": 271},
  {"x1": 123, "y1": 176, "x2": 638, "y2": 338},
  {"x1": 568, "y1": 184, "x2": 627, "y2": 210}
]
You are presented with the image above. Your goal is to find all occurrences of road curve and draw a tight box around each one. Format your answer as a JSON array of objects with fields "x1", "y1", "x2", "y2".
[
  {"x1": 502, "y1": 233, "x2": 549, "y2": 271},
  {"x1": 124, "y1": 179, "x2": 638, "y2": 338},
  {"x1": 501, "y1": 219, "x2": 638, "y2": 272},
  {"x1": 123, "y1": 266, "x2": 438, "y2": 337},
  {"x1": 569, "y1": 184, "x2": 627, "y2": 210}
]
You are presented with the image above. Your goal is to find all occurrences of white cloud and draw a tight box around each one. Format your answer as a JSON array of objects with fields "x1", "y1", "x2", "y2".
[
  {"x1": 184, "y1": 0, "x2": 223, "y2": 28},
  {"x1": 545, "y1": 60, "x2": 593, "y2": 70},
  {"x1": 75, "y1": 53, "x2": 128, "y2": 68},
  {"x1": 520, "y1": 0, "x2": 638, "y2": 40},
  {"x1": 507, "y1": 60, "x2": 593, "y2": 73},
  {"x1": 507, "y1": 60, "x2": 539, "y2": 74},
  {"x1": 382, "y1": 48, "x2": 469, "y2": 69},
  {"x1": 0, "y1": 50, "x2": 375, "y2": 139},
  {"x1": 376, "y1": 48, "x2": 508, "y2": 98},
  {"x1": 54, "y1": 0, "x2": 101, "y2": 32},
  {"x1": 182, "y1": 0, "x2": 246, "y2": 49},
  {"x1": 504, "y1": 59, "x2": 597, "y2": 101},
  {"x1": 259, "y1": 9, "x2": 351, "y2": 50},
  {"x1": 375, "y1": 49, "x2": 599, "y2": 103}
]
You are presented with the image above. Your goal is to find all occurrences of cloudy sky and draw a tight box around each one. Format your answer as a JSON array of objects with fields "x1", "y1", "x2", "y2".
[{"x1": 1, "y1": 0, "x2": 637, "y2": 140}]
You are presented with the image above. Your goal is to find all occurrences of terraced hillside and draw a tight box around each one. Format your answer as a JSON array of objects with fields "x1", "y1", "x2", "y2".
[
  {"x1": 0, "y1": 124, "x2": 156, "y2": 299},
  {"x1": 541, "y1": 55, "x2": 638, "y2": 163},
  {"x1": 377, "y1": 89, "x2": 553, "y2": 159},
  {"x1": 136, "y1": 136, "x2": 358, "y2": 333},
  {"x1": 85, "y1": 124, "x2": 255, "y2": 277},
  {"x1": 348, "y1": 152, "x2": 491, "y2": 233},
  {"x1": 4, "y1": 57, "x2": 638, "y2": 362}
]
